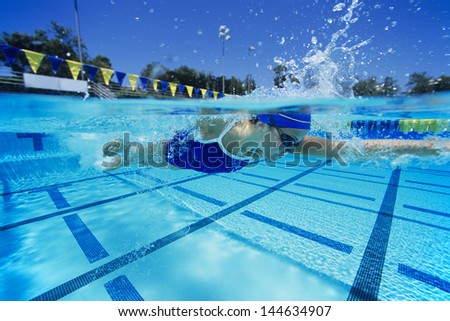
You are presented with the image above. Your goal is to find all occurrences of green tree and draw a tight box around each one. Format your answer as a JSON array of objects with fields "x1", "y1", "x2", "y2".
[
  {"x1": 273, "y1": 64, "x2": 287, "y2": 88},
  {"x1": 2, "y1": 21, "x2": 89, "y2": 79},
  {"x1": 406, "y1": 72, "x2": 434, "y2": 94},
  {"x1": 352, "y1": 76, "x2": 400, "y2": 97},
  {"x1": 353, "y1": 77, "x2": 379, "y2": 96},
  {"x1": 89, "y1": 55, "x2": 111, "y2": 69},
  {"x1": 379, "y1": 77, "x2": 400, "y2": 96},
  {"x1": 227, "y1": 76, "x2": 246, "y2": 95},
  {"x1": 172, "y1": 65, "x2": 199, "y2": 85},
  {"x1": 432, "y1": 75, "x2": 450, "y2": 92}
]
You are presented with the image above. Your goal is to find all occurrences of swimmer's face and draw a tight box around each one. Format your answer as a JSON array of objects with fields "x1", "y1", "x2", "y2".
[
  {"x1": 257, "y1": 126, "x2": 307, "y2": 161},
  {"x1": 236, "y1": 122, "x2": 308, "y2": 162}
]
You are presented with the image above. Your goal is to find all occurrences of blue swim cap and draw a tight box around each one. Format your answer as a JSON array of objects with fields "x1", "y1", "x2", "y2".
[{"x1": 256, "y1": 113, "x2": 311, "y2": 130}]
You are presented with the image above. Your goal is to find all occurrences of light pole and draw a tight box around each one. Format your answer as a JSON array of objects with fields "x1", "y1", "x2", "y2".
[
  {"x1": 247, "y1": 46, "x2": 256, "y2": 94},
  {"x1": 74, "y1": 0, "x2": 84, "y2": 80},
  {"x1": 219, "y1": 25, "x2": 231, "y2": 94}
]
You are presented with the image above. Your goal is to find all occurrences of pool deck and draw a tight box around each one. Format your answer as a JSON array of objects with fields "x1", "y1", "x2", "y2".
[{"x1": 1, "y1": 133, "x2": 450, "y2": 301}]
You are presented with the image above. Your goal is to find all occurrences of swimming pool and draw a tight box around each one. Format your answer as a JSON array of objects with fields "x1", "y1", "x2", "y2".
[{"x1": 0, "y1": 93, "x2": 449, "y2": 301}]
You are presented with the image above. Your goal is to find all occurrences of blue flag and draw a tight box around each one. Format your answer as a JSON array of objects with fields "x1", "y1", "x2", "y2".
[
  {"x1": 115, "y1": 71, "x2": 126, "y2": 87},
  {"x1": 177, "y1": 84, "x2": 185, "y2": 95},
  {"x1": 1, "y1": 45, "x2": 21, "y2": 65},
  {"x1": 139, "y1": 77, "x2": 149, "y2": 90},
  {"x1": 84, "y1": 64, "x2": 98, "y2": 81},
  {"x1": 160, "y1": 81, "x2": 169, "y2": 92},
  {"x1": 47, "y1": 55, "x2": 63, "y2": 74}
]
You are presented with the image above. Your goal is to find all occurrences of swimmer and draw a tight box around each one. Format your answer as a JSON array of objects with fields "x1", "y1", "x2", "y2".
[{"x1": 102, "y1": 112, "x2": 449, "y2": 173}]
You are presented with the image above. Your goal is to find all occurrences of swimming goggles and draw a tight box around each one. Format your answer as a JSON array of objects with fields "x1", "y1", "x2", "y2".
[
  {"x1": 261, "y1": 115, "x2": 302, "y2": 148},
  {"x1": 251, "y1": 116, "x2": 302, "y2": 148}
]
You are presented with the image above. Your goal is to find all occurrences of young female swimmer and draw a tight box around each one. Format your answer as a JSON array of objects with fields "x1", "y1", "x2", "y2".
[{"x1": 101, "y1": 113, "x2": 448, "y2": 172}]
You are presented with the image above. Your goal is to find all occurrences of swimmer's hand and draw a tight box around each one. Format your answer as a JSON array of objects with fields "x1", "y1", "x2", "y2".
[{"x1": 101, "y1": 138, "x2": 122, "y2": 171}]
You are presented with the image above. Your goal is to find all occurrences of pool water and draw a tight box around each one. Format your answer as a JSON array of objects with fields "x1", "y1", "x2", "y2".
[{"x1": 0, "y1": 93, "x2": 449, "y2": 301}]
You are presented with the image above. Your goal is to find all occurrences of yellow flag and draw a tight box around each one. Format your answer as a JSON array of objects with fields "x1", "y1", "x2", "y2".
[
  {"x1": 128, "y1": 74, "x2": 139, "y2": 91},
  {"x1": 185, "y1": 85, "x2": 193, "y2": 98},
  {"x1": 153, "y1": 79, "x2": 160, "y2": 91},
  {"x1": 169, "y1": 83, "x2": 178, "y2": 97},
  {"x1": 213, "y1": 91, "x2": 218, "y2": 100},
  {"x1": 100, "y1": 68, "x2": 114, "y2": 85},
  {"x1": 22, "y1": 49, "x2": 45, "y2": 73},
  {"x1": 66, "y1": 60, "x2": 83, "y2": 80},
  {"x1": 200, "y1": 88, "x2": 207, "y2": 98}
]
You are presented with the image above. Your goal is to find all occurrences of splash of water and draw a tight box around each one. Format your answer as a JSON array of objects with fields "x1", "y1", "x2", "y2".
[{"x1": 258, "y1": 0, "x2": 370, "y2": 99}]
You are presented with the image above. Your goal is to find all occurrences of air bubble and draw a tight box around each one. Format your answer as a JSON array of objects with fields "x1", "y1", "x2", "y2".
[{"x1": 333, "y1": 3, "x2": 346, "y2": 12}]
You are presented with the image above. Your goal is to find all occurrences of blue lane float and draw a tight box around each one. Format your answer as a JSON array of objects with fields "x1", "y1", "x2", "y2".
[{"x1": 349, "y1": 119, "x2": 449, "y2": 139}]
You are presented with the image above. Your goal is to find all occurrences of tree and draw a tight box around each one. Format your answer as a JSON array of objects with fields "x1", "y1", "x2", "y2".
[
  {"x1": 379, "y1": 77, "x2": 400, "y2": 96},
  {"x1": 172, "y1": 65, "x2": 199, "y2": 85},
  {"x1": 353, "y1": 77, "x2": 379, "y2": 96},
  {"x1": 353, "y1": 76, "x2": 400, "y2": 97},
  {"x1": 273, "y1": 64, "x2": 287, "y2": 88},
  {"x1": 1, "y1": 22, "x2": 252, "y2": 96},
  {"x1": 2, "y1": 21, "x2": 89, "y2": 79},
  {"x1": 433, "y1": 76, "x2": 450, "y2": 92},
  {"x1": 227, "y1": 76, "x2": 246, "y2": 95},
  {"x1": 89, "y1": 55, "x2": 111, "y2": 69},
  {"x1": 406, "y1": 72, "x2": 434, "y2": 94}
]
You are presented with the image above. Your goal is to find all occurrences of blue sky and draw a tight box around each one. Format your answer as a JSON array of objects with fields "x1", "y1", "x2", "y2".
[{"x1": 1, "y1": 0, "x2": 449, "y2": 89}]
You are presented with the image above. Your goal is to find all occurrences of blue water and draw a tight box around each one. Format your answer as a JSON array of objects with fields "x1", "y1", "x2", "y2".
[{"x1": 0, "y1": 93, "x2": 449, "y2": 301}]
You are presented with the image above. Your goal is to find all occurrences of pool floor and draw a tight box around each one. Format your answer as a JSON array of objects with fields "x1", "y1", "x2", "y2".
[{"x1": 1, "y1": 133, "x2": 450, "y2": 301}]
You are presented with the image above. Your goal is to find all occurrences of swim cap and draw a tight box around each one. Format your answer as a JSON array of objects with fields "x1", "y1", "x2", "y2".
[{"x1": 256, "y1": 113, "x2": 311, "y2": 130}]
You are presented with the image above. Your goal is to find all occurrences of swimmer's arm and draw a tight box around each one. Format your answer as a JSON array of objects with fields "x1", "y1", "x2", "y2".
[
  {"x1": 101, "y1": 140, "x2": 169, "y2": 171},
  {"x1": 294, "y1": 136, "x2": 448, "y2": 160},
  {"x1": 358, "y1": 139, "x2": 448, "y2": 157}
]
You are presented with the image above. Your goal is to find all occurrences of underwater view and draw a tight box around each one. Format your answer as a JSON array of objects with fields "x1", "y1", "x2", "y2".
[{"x1": 1, "y1": 0, "x2": 449, "y2": 309}]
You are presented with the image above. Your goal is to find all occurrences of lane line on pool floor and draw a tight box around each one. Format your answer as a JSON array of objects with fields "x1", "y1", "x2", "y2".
[
  {"x1": 63, "y1": 214, "x2": 110, "y2": 263},
  {"x1": 347, "y1": 168, "x2": 401, "y2": 301},
  {"x1": 30, "y1": 161, "x2": 329, "y2": 301},
  {"x1": 398, "y1": 264, "x2": 450, "y2": 294},
  {"x1": 219, "y1": 172, "x2": 449, "y2": 233},
  {"x1": 44, "y1": 183, "x2": 111, "y2": 265},
  {"x1": 0, "y1": 167, "x2": 154, "y2": 197},
  {"x1": 0, "y1": 173, "x2": 209, "y2": 232},
  {"x1": 172, "y1": 186, "x2": 227, "y2": 206},
  {"x1": 241, "y1": 210, "x2": 353, "y2": 254},
  {"x1": 104, "y1": 275, "x2": 144, "y2": 301}
]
